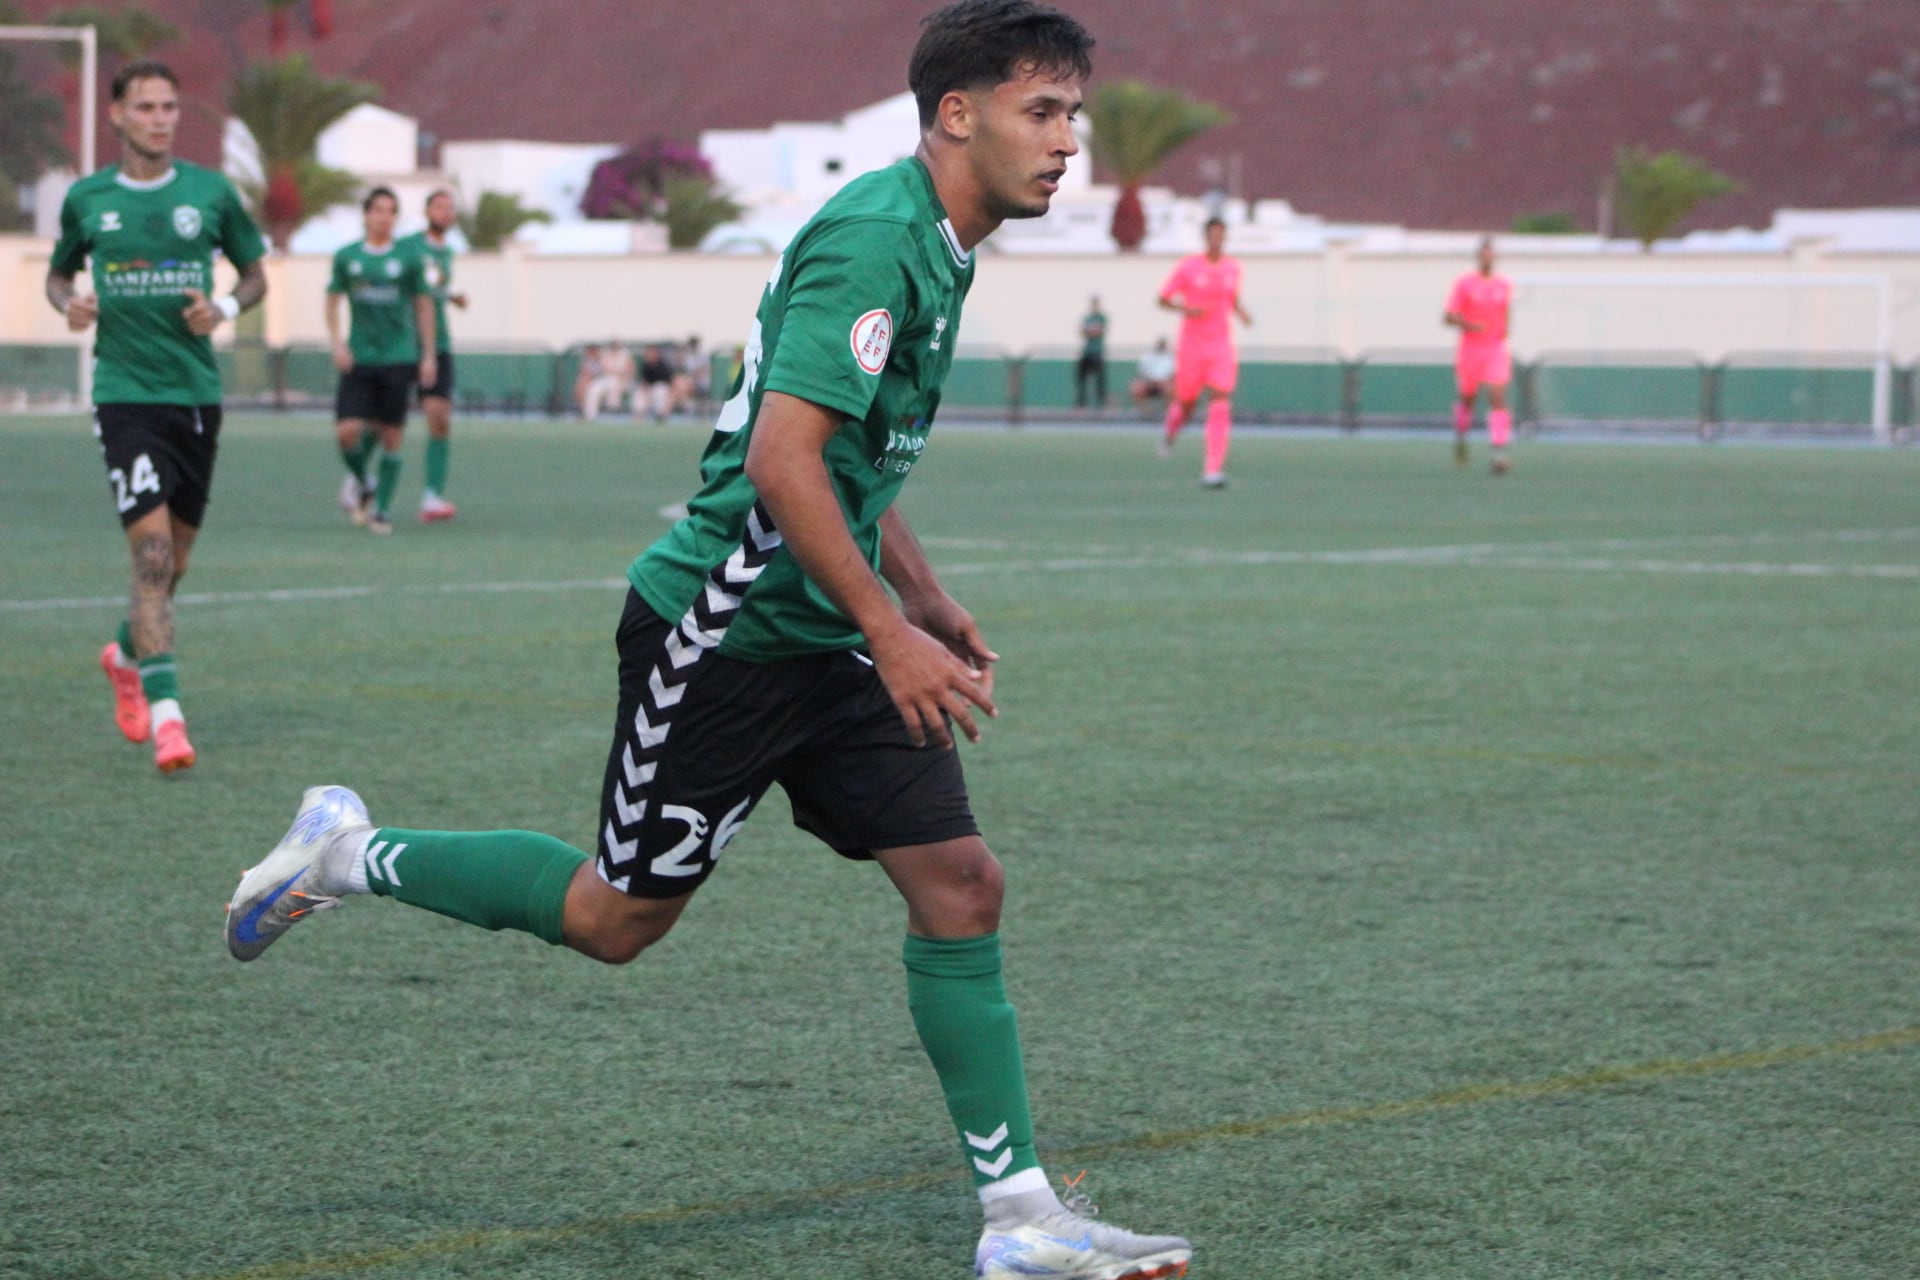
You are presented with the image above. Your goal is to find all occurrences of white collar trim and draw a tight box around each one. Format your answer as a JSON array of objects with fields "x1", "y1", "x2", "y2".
[
  {"x1": 115, "y1": 167, "x2": 179, "y2": 192},
  {"x1": 936, "y1": 218, "x2": 970, "y2": 269}
]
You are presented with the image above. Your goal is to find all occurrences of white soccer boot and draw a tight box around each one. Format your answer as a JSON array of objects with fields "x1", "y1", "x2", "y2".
[
  {"x1": 976, "y1": 1176, "x2": 1191, "y2": 1279},
  {"x1": 225, "y1": 786, "x2": 370, "y2": 961}
]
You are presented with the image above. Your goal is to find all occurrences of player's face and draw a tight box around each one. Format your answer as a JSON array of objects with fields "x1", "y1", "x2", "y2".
[
  {"x1": 1478, "y1": 241, "x2": 1496, "y2": 273},
  {"x1": 110, "y1": 77, "x2": 179, "y2": 163},
  {"x1": 426, "y1": 193, "x2": 457, "y2": 233},
  {"x1": 364, "y1": 195, "x2": 398, "y2": 241},
  {"x1": 1205, "y1": 222, "x2": 1227, "y2": 256},
  {"x1": 968, "y1": 68, "x2": 1082, "y2": 223}
]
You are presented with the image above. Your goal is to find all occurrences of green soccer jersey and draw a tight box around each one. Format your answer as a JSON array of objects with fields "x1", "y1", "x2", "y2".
[
  {"x1": 329, "y1": 239, "x2": 428, "y2": 365},
  {"x1": 50, "y1": 161, "x2": 265, "y2": 406},
  {"x1": 397, "y1": 230, "x2": 454, "y2": 354},
  {"x1": 629, "y1": 157, "x2": 974, "y2": 662}
]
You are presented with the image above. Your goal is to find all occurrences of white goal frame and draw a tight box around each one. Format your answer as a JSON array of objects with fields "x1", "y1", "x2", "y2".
[
  {"x1": 1515, "y1": 272, "x2": 1898, "y2": 441},
  {"x1": 0, "y1": 23, "x2": 96, "y2": 408}
]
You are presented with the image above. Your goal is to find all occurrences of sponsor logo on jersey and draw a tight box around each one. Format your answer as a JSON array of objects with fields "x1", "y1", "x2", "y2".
[
  {"x1": 100, "y1": 211, "x2": 122, "y2": 233},
  {"x1": 385, "y1": 258, "x2": 401, "y2": 278},
  {"x1": 172, "y1": 205, "x2": 202, "y2": 239},
  {"x1": 850, "y1": 308, "x2": 893, "y2": 375}
]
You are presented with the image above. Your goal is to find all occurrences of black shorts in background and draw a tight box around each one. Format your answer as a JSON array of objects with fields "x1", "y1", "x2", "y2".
[
  {"x1": 94, "y1": 403, "x2": 222, "y2": 529},
  {"x1": 596, "y1": 590, "x2": 979, "y2": 899},
  {"x1": 417, "y1": 351, "x2": 455, "y2": 403},
  {"x1": 335, "y1": 363, "x2": 415, "y2": 426}
]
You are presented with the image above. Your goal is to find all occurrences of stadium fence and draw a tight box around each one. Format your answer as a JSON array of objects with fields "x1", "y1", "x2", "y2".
[{"x1": 10, "y1": 341, "x2": 1917, "y2": 440}]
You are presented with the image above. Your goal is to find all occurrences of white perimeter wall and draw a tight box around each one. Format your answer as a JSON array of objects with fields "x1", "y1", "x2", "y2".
[{"x1": 4, "y1": 237, "x2": 1915, "y2": 363}]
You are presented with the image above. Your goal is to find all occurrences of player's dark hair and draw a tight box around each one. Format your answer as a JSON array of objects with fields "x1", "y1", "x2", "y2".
[
  {"x1": 910, "y1": 0, "x2": 1094, "y2": 129},
  {"x1": 362, "y1": 186, "x2": 399, "y2": 213},
  {"x1": 426, "y1": 188, "x2": 455, "y2": 206},
  {"x1": 111, "y1": 61, "x2": 178, "y2": 101},
  {"x1": 1204, "y1": 216, "x2": 1227, "y2": 231}
]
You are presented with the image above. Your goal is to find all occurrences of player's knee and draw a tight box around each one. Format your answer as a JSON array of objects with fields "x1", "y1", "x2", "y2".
[
  {"x1": 131, "y1": 531, "x2": 174, "y2": 588},
  {"x1": 941, "y1": 842, "x2": 1007, "y2": 933}
]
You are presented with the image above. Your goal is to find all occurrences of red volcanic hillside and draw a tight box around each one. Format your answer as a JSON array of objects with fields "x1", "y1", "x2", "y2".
[{"x1": 25, "y1": 0, "x2": 1920, "y2": 233}]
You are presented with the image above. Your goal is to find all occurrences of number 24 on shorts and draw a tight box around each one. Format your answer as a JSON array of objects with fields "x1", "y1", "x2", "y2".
[{"x1": 109, "y1": 452, "x2": 161, "y2": 513}]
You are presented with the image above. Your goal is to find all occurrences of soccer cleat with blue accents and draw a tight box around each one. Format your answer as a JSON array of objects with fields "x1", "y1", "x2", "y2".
[
  {"x1": 225, "y1": 786, "x2": 370, "y2": 962},
  {"x1": 976, "y1": 1195, "x2": 1191, "y2": 1280}
]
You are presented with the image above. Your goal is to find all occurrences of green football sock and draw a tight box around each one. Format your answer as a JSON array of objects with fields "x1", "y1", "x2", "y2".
[
  {"x1": 375, "y1": 449, "x2": 402, "y2": 517},
  {"x1": 341, "y1": 431, "x2": 376, "y2": 485},
  {"x1": 137, "y1": 652, "x2": 180, "y2": 704},
  {"x1": 425, "y1": 436, "x2": 449, "y2": 495},
  {"x1": 116, "y1": 618, "x2": 137, "y2": 659},
  {"x1": 360, "y1": 828, "x2": 586, "y2": 945},
  {"x1": 904, "y1": 932, "x2": 1041, "y2": 1188}
]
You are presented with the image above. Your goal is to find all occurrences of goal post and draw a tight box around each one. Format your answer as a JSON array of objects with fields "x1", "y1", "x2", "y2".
[
  {"x1": 1512, "y1": 272, "x2": 1897, "y2": 441},
  {"x1": 0, "y1": 23, "x2": 96, "y2": 409}
]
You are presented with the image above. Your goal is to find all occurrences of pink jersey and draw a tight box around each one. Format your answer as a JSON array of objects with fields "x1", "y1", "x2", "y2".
[
  {"x1": 1161, "y1": 253, "x2": 1243, "y2": 349},
  {"x1": 1447, "y1": 271, "x2": 1512, "y2": 343}
]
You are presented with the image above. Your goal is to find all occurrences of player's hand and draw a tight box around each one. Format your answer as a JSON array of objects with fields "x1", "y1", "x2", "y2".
[
  {"x1": 450, "y1": 292, "x2": 469, "y2": 310},
  {"x1": 331, "y1": 342, "x2": 353, "y2": 373},
  {"x1": 65, "y1": 293, "x2": 98, "y2": 333},
  {"x1": 902, "y1": 589, "x2": 999, "y2": 702},
  {"x1": 869, "y1": 619, "x2": 997, "y2": 750},
  {"x1": 419, "y1": 354, "x2": 438, "y2": 388},
  {"x1": 181, "y1": 287, "x2": 220, "y2": 336},
  {"x1": 1185, "y1": 304, "x2": 1206, "y2": 318}
]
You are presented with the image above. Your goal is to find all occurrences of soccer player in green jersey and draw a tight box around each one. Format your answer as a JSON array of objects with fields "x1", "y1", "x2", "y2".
[
  {"x1": 326, "y1": 187, "x2": 435, "y2": 535},
  {"x1": 397, "y1": 188, "x2": 465, "y2": 523},
  {"x1": 48, "y1": 61, "x2": 267, "y2": 774},
  {"x1": 228, "y1": 5, "x2": 1190, "y2": 1276}
]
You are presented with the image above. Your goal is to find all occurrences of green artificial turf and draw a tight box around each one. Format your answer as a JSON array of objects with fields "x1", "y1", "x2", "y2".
[{"x1": 3, "y1": 414, "x2": 1916, "y2": 1278}]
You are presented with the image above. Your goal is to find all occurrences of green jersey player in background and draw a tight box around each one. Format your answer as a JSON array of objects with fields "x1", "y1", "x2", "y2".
[
  {"x1": 48, "y1": 61, "x2": 267, "y2": 775},
  {"x1": 326, "y1": 187, "x2": 434, "y2": 535},
  {"x1": 397, "y1": 188, "x2": 465, "y2": 523},
  {"x1": 227, "y1": 4, "x2": 1190, "y2": 1277}
]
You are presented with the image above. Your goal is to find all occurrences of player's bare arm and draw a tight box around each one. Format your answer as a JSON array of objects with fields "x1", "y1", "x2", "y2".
[
  {"x1": 1444, "y1": 308, "x2": 1482, "y2": 333},
  {"x1": 879, "y1": 503, "x2": 998, "y2": 708},
  {"x1": 744, "y1": 390, "x2": 995, "y2": 749},
  {"x1": 325, "y1": 293, "x2": 352, "y2": 371},
  {"x1": 181, "y1": 260, "x2": 268, "y2": 337},
  {"x1": 414, "y1": 294, "x2": 438, "y2": 387},
  {"x1": 45, "y1": 269, "x2": 98, "y2": 332}
]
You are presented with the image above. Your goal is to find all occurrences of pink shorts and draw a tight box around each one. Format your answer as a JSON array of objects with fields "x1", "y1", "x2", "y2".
[
  {"x1": 1456, "y1": 340, "x2": 1511, "y2": 396},
  {"x1": 1175, "y1": 344, "x2": 1238, "y2": 401}
]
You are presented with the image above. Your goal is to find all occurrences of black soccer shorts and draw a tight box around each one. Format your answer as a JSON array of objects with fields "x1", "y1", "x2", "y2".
[
  {"x1": 596, "y1": 589, "x2": 979, "y2": 898},
  {"x1": 417, "y1": 351, "x2": 455, "y2": 403},
  {"x1": 334, "y1": 363, "x2": 415, "y2": 426},
  {"x1": 94, "y1": 403, "x2": 222, "y2": 529}
]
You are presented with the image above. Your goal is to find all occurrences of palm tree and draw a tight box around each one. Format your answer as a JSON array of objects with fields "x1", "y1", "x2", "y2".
[
  {"x1": 227, "y1": 54, "x2": 376, "y2": 247},
  {"x1": 458, "y1": 189, "x2": 551, "y2": 250},
  {"x1": 660, "y1": 175, "x2": 743, "y2": 250},
  {"x1": 1612, "y1": 147, "x2": 1740, "y2": 251},
  {"x1": 1084, "y1": 80, "x2": 1231, "y2": 251}
]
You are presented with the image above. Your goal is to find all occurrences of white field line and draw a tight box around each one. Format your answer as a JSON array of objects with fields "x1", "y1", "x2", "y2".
[{"x1": 6, "y1": 531, "x2": 1918, "y2": 615}]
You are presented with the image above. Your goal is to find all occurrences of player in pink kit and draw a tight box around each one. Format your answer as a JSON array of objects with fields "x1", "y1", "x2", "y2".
[
  {"x1": 1157, "y1": 217, "x2": 1253, "y2": 488},
  {"x1": 1444, "y1": 235, "x2": 1515, "y2": 474}
]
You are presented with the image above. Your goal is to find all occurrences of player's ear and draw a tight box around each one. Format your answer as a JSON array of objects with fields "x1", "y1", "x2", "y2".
[{"x1": 935, "y1": 89, "x2": 976, "y2": 142}]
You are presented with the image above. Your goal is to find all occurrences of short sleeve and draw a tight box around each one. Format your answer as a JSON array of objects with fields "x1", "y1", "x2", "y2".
[
  {"x1": 1445, "y1": 276, "x2": 1468, "y2": 315},
  {"x1": 218, "y1": 182, "x2": 266, "y2": 269},
  {"x1": 50, "y1": 193, "x2": 89, "y2": 276},
  {"x1": 402, "y1": 249, "x2": 428, "y2": 297},
  {"x1": 327, "y1": 251, "x2": 349, "y2": 294},
  {"x1": 760, "y1": 218, "x2": 912, "y2": 423}
]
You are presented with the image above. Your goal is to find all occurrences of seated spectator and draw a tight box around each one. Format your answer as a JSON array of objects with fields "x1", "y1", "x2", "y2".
[
  {"x1": 574, "y1": 344, "x2": 603, "y2": 417},
  {"x1": 1131, "y1": 336, "x2": 1175, "y2": 410},
  {"x1": 581, "y1": 340, "x2": 635, "y2": 419},
  {"x1": 673, "y1": 335, "x2": 709, "y2": 416},
  {"x1": 638, "y1": 343, "x2": 676, "y2": 422}
]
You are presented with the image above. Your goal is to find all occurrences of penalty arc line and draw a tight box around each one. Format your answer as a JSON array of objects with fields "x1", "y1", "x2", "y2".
[{"x1": 188, "y1": 1022, "x2": 1920, "y2": 1280}]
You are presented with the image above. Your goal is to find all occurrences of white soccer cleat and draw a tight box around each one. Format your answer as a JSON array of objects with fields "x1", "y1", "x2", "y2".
[
  {"x1": 339, "y1": 473, "x2": 369, "y2": 525},
  {"x1": 225, "y1": 786, "x2": 370, "y2": 962},
  {"x1": 976, "y1": 1186, "x2": 1191, "y2": 1280}
]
